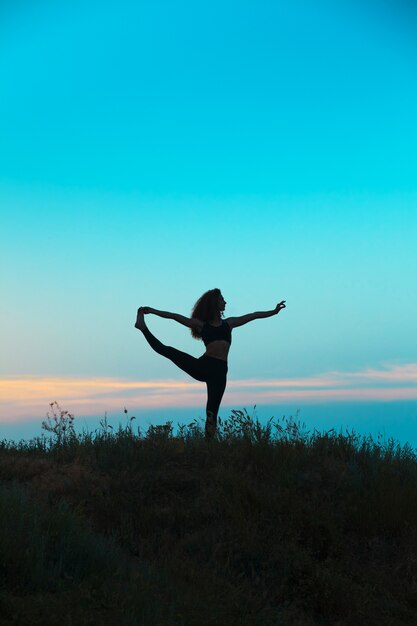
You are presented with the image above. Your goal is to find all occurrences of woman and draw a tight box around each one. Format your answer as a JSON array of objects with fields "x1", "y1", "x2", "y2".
[{"x1": 135, "y1": 288, "x2": 286, "y2": 439}]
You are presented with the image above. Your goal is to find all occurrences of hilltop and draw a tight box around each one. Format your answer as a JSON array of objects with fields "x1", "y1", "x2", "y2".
[{"x1": 0, "y1": 407, "x2": 416, "y2": 625}]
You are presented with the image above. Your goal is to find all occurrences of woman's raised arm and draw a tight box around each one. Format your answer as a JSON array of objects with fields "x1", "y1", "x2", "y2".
[
  {"x1": 144, "y1": 308, "x2": 202, "y2": 330},
  {"x1": 227, "y1": 301, "x2": 286, "y2": 329},
  {"x1": 143, "y1": 307, "x2": 173, "y2": 319}
]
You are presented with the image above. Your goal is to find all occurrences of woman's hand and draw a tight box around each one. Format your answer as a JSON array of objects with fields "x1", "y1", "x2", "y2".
[{"x1": 274, "y1": 300, "x2": 286, "y2": 314}]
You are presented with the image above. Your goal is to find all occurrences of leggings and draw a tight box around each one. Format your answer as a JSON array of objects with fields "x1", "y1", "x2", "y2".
[{"x1": 140, "y1": 325, "x2": 227, "y2": 437}]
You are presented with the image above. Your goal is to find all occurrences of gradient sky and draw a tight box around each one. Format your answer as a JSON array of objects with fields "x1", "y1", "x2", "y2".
[{"x1": 1, "y1": 0, "x2": 417, "y2": 439}]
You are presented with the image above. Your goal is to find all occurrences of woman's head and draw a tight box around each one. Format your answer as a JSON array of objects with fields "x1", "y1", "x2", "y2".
[{"x1": 190, "y1": 288, "x2": 226, "y2": 339}]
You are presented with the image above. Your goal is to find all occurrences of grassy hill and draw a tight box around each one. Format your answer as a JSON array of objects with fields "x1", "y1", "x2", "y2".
[{"x1": 0, "y1": 406, "x2": 416, "y2": 625}]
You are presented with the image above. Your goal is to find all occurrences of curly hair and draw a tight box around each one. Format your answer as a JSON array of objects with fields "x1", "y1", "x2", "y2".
[{"x1": 190, "y1": 288, "x2": 223, "y2": 339}]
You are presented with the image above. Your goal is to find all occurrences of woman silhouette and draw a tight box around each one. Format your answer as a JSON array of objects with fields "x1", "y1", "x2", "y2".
[{"x1": 135, "y1": 288, "x2": 286, "y2": 439}]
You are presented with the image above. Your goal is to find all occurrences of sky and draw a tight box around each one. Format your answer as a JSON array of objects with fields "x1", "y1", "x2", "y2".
[{"x1": 1, "y1": 0, "x2": 417, "y2": 444}]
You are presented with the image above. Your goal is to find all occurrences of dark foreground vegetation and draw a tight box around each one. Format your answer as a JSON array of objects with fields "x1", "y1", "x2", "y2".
[{"x1": 1, "y1": 404, "x2": 417, "y2": 625}]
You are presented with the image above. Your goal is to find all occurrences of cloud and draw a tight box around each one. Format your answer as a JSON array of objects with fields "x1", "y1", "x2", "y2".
[{"x1": 1, "y1": 362, "x2": 416, "y2": 422}]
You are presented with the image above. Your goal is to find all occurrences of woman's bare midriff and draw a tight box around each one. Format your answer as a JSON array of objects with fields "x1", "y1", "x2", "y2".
[{"x1": 204, "y1": 340, "x2": 230, "y2": 362}]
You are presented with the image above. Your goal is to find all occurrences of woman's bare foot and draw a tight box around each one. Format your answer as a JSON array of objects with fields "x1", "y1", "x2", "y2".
[
  {"x1": 135, "y1": 307, "x2": 146, "y2": 330},
  {"x1": 205, "y1": 410, "x2": 217, "y2": 440}
]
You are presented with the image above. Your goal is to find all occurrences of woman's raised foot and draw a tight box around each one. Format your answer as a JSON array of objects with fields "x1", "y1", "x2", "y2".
[{"x1": 135, "y1": 307, "x2": 146, "y2": 330}]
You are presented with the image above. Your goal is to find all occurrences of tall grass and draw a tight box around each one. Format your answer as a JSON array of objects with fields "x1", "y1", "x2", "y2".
[
  {"x1": 0, "y1": 481, "x2": 127, "y2": 592},
  {"x1": 1, "y1": 405, "x2": 417, "y2": 625}
]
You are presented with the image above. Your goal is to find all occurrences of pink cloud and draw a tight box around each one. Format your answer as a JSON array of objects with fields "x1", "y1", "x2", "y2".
[{"x1": 1, "y1": 362, "x2": 416, "y2": 423}]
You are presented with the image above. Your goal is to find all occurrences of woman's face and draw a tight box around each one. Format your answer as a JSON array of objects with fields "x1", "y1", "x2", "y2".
[{"x1": 218, "y1": 293, "x2": 226, "y2": 312}]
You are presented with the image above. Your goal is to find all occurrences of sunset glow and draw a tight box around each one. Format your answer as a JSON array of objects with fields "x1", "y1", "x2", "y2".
[{"x1": 2, "y1": 363, "x2": 416, "y2": 422}]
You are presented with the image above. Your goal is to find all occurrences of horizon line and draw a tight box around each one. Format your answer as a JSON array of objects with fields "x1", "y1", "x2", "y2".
[{"x1": 1, "y1": 362, "x2": 417, "y2": 422}]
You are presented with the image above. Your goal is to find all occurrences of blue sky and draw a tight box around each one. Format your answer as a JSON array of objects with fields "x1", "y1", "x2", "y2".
[{"x1": 1, "y1": 0, "x2": 416, "y2": 441}]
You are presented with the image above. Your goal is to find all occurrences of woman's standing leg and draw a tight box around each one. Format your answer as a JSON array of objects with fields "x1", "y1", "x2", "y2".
[{"x1": 205, "y1": 374, "x2": 227, "y2": 440}]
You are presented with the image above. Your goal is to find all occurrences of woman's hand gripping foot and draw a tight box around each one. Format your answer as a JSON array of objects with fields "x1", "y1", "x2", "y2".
[{"x1": 135, "y1": 307, "x2": 147, "y2": 330}]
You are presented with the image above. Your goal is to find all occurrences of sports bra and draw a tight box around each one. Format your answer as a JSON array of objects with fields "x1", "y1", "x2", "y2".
[{"x1": 201, "y1": 320, "x2": 232, "y2": 346}]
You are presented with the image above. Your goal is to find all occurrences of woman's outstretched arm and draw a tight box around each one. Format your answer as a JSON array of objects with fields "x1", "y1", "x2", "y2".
[
  {"x1": 142, "y1": 307, "x2": 202, "y2": 329},
  {"x1": 227, "y1": 301, "x2": 286, "y2": 329}
]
